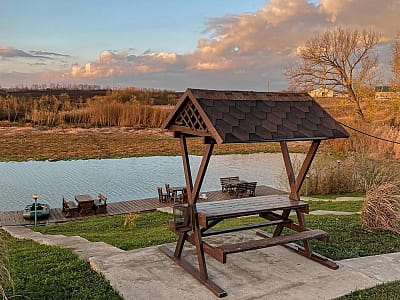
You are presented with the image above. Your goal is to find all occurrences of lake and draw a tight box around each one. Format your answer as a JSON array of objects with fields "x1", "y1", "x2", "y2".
[{"x1": 0, "y1": 153, "x2": 304, "y2": 211}]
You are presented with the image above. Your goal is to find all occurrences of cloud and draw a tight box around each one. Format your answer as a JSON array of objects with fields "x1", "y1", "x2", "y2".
[
  {"x1": 68, "y1": 50, "x2": 181, "y2": 79},
  {"x1": 2, "y1": 0, "x2": 399, "y2": 90},
  {"x1": 30, "y1": 50, "x2": 71, "y2": 57},
  {"x1": 0, "y1": 46, "x2": 42, "y2": 58}
]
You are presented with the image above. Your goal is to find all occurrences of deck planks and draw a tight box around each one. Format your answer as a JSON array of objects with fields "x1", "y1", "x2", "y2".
[{"x1": 0, "y1": 185, "x2": 282, "y2": 226}]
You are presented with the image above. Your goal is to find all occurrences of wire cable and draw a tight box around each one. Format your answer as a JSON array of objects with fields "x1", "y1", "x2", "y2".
[{"x1": 338, "y1": 122, "x2": 400, "y2": 145}]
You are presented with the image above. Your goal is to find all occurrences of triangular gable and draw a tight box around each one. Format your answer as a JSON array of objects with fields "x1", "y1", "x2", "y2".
[{"x1": 162, "y1": 89, "x2": 223, "y2": 143}]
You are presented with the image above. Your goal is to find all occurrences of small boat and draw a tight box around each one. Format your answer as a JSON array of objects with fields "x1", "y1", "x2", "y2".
[{"x1": 23, "y1": 203, "x2": 50, "y2": 219}]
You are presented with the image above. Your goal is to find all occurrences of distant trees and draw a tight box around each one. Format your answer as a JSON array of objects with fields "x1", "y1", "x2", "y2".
[
  {"x1": 285, "y1": 28, "x2": 382, "y2": 119},
  {"x1": 391, "y1": 33, "x2": 400, "y2": 92}
]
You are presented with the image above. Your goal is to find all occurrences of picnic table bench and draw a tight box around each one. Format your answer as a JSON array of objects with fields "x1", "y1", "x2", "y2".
[
  {"x1": 159, "y1": 88, "x2": 349, "y2": 297},
  {"x1": 62, "y1": 197, "x2": 78, "y2": 217}
]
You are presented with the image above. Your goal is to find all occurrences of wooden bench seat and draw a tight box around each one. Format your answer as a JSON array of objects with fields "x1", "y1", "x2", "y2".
[
  {"x1": 202, "y1": 229, "x2": 328, "y2": 264},
  {"x1": 62, "y1": 197, "x2": 78, "y2": 217},
  {"x1": 220, "y1": 229, "x2": 328, "y2": 254}
]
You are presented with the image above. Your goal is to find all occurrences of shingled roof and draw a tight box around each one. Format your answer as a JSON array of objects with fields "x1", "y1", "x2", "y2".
[{"x1": 162, "y1": 88, "x2": 349, "y2": 144}]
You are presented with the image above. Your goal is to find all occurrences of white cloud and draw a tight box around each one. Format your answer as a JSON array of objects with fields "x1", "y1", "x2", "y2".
[{"x1": 2, "y1": 0, "x2": 399, "y2": 90}]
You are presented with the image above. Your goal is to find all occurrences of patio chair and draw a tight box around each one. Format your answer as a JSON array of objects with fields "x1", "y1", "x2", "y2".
[
  {"x1": 220, "y1": 176, "x2": 239, "y2": 193},
  {"x1": 96, "y1": 193, "x2": 108, "y2": 213},
  {"x1": 165, "y1": 184, "x2": 173, "y2": 202},
  {"x1": 157, "y1": 187, "x2": 168, "y2": 203},
  {"x1": 246, "y1": 182, "x2": 257, "y2": 197}
]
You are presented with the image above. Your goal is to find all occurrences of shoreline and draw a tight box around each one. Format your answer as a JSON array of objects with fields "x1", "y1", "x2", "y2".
[{"x1": 0, "y1": 126, "x2": 309, "y2": 162}]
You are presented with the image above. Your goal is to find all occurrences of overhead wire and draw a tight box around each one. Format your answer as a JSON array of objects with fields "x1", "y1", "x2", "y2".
[{"x1": 338, "y1": 121, "x2": 400, "y2": 145}]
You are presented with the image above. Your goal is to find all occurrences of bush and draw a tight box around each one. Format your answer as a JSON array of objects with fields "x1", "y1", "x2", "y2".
[
  {"x1": 280, "y1": 153, "x2": 400, "y2": 195},
  {"x1": 361, "y1": 183, "x2": 400, "y2": 233}
]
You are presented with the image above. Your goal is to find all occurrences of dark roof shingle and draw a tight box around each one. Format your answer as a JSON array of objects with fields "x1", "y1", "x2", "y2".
[{"x1": 163, "y1": 88, "x2": 349, "y2": 143}]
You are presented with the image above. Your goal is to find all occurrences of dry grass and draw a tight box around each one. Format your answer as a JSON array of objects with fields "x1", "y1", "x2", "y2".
[
  {"x1": 361, "y1": 183, "x2": 400, "y2": 233},
  {"x1": 123, "y1": 213, "x2": 140, "y2": 229},
  {"x1": 325, "y1": 121, "x2": 400, "y2": 160},
  {"x1": 281, "y1": 153, "x2": 400, "y2": 195},
  {"x1": 0, "y1": 127, "x2": 307, "y2": 161}
]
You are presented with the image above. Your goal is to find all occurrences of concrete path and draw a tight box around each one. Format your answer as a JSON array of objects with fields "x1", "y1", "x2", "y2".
[{"x1": 3, "y1": 225, "x2": 400, "y2": 300}]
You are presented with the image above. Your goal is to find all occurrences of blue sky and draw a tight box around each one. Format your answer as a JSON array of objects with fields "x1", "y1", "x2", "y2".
[
  {"x1": 0, "y1": 0, "x2": 398, "y2": 90},
  {"x1": 1, "y1": 1, "x2": 266, "y2": 59}
]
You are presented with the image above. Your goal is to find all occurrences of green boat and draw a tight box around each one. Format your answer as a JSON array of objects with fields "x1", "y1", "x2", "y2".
[{"x1": 23, "y1": 203, "x2": 50, "y2": 219}]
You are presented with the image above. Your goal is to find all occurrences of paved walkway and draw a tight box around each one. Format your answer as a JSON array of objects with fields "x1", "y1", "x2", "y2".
[{"x1": 3, "y1": 224, "x2": 400, "y2": 300}]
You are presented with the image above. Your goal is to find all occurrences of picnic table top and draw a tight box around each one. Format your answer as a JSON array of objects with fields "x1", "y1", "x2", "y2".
[
  {"x1": 74, "y1": 194, "x2": 94, "y2": 203},
  {"x1": 196, "y1": 194, "x2": 307, "y2": 226}
]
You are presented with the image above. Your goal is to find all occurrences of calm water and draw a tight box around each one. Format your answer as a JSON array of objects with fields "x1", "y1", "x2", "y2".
[{"x1": 0, "y1": 153, "x2": 304, "y2": 211}]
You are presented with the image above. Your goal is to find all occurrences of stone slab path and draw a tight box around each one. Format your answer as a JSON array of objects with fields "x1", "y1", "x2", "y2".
[{"x1": 3, "y1": 225, "x2": 400, "y2": 300}]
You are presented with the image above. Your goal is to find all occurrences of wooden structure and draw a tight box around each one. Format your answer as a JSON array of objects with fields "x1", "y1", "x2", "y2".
[
  {"x1": 0, "y1": 185, "x2": 281, "y2": 227},
  {"x1": 158, "y1": 88, "x2": 349, "y2": 297},
  {"x1": 62, "y1": 197, "x2": 79, "y2": 217}
]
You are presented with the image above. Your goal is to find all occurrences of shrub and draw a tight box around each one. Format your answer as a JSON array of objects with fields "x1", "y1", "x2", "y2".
[
  {"x1": 361, "y1": 183, "x2": 400, "y2": 233},
  {"x1": 280, "y1": 153, "x2": 400, "y2": 195}
]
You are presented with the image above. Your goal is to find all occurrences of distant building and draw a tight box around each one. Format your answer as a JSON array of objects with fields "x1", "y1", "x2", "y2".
[
  {"x1": 375, "y1": 86, "x2": 399, "y2": 100},
  {"x1": 308, "y1": 87, "x2": 334, "y2": 98}
]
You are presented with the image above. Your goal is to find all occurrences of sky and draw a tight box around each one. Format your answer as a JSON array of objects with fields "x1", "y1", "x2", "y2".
[{"x1": 0, "y1": 0, "x2": 399, "y2": 91}]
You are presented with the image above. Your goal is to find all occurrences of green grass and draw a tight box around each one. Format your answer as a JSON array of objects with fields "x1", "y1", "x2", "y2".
[
  {"x1": 337, "y1": 281, "x2": 400, "y2": 299},
  {"x1": 306, "y1": 200, "x2": 363, "y2": 212},
  {"x1": 0, "y1": 230, "x2": 121, "y2": 300},
  {"x1": 34, "y1": 211, "x2": 177, "y2": 250},
  {"x1": 33, "y1": 211, "x2": 400, "y2": 261},
  {"x1": 308, "y1": 193, "x2": 365, "y2": 199}
]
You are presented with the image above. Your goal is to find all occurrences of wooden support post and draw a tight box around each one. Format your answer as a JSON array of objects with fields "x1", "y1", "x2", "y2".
[
  {"x1": 292, "y1": 140, "x2": 320, "y2": 200},
  {"x1": 280, "y1": 140, "x2": 321, "y2": 260},
  {"x1": 272, "y1": 208, "x2": 291, "y2": 237}
]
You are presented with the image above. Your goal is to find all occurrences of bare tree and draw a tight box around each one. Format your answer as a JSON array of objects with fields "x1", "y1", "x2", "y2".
[
  {"x1": 285, "y1": 28, "x2": 382, "y2": 119},
  {"x1": 391, "y1": 33, "x2": 400, "y2": 92}
]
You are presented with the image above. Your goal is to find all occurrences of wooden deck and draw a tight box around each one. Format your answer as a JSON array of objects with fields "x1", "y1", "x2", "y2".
[{"x1": 0, "y1": 185, "x2": 283, "y2": 226}]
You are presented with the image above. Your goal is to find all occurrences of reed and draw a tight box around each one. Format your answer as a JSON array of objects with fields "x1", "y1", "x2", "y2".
[
  {"x1": 280, "y1": 153, "x2": 400, "y2": 195},
  {"x1": 325, "y1": 121, "x2": 400, "y2": 160}
]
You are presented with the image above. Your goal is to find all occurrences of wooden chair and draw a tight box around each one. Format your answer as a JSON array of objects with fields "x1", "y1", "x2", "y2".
[
  {"x1": 96, "y1": 193, "x2": 107, "y2": 213},
  {"x1": 62, "y1": 197, "x2": 78, "y2": 217},
  {"x1": 157, "y1": 187, "x2": 168, "y2": 203},
  {"x1": 165, "y1": 184, "x2": 172, "y2": 202},
  {"x1": 246, "y1": 182, "x2": 257, "y2": 197},
  {"x1": 235, "y1": 183, "x2": 248, "y2": 197},
  {"x1": 220, "y1": 176, "x2": 239, "y2": 193}
]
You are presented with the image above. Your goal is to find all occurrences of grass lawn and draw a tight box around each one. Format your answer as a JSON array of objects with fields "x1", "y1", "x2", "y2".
[
  {"x1": 22, "y1": 211, "x2": 400, "y2": 299},
  {"x1": 33, "y1": 211, "x2": 400, "y2": 261},
  {"x1": 306, "y1": 200, "x2": 363, "y2": 212},
  {"x1": 309, "y1": 193, "x2": 365, "y2": 199},
  {"x1": 336, "y1": 281, "x2": 400, "y2": 299},
  {"x1": 0, "y1": 230, "x2": 121, "y2": 300}
]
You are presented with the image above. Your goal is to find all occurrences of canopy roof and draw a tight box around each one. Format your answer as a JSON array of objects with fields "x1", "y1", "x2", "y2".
[{"x1": 162, "y1": 88, "x2": 349, "y2": 144}]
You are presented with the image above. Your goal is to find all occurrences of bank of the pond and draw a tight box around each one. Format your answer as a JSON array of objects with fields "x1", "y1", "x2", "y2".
[{"x1": 0, "y1": 127, "x2": 308, "y2": 162}]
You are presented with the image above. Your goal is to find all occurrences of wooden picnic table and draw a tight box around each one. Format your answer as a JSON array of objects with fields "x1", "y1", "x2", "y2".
[
  {"x1": 170, "y1": 186, "x2": 188, "y2": 203},
  {"x1": 74, "y1": 194, "x2": 94, "y2": 216},
  {"x1": 159, "y1": 89, "x2": 348, "y2": 297}
]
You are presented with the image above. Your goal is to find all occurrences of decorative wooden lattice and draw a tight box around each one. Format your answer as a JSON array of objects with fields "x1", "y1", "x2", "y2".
[{"x1": 175, "y1": 101, "x2": 207, "y2": 131}]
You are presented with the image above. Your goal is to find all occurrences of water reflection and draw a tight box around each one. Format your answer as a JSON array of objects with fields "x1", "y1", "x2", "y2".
[{"x1": 0, "y1": 153, "x2": 304, "y2": 211}]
